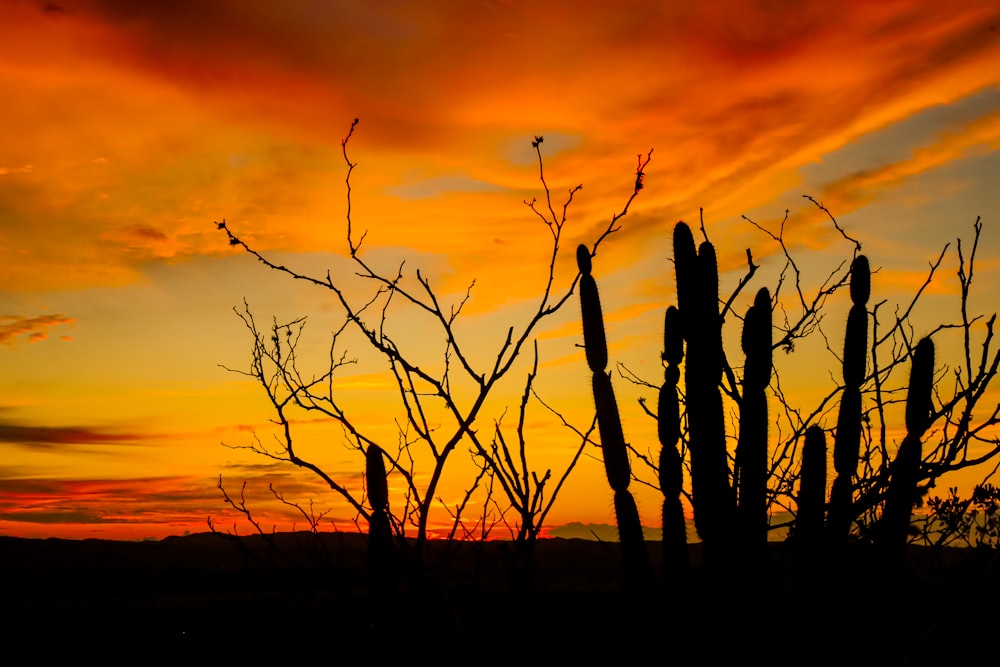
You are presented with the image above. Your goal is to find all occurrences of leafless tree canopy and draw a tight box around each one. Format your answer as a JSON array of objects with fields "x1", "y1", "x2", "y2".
[{"x1": 214, "y1": 121, "x2": 652, "y2": 557}]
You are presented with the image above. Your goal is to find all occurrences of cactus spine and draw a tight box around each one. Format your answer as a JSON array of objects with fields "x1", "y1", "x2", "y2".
[
  {"x1": 880, "y1": 336, "x2": 934, "y2": 557},
  {"x1": 827, "y1": 255, "x2": 870, "y2": 541},
  {"x1": 735, "y1": 286, "x2": 773, "y2": 553},
  {"x1": 577, "y1": 244, "x2": 650, "y2": 587},
  {"x1": 673, "y1": 222, "x2": 735, "y2": 560},
  {"x1": 659, "y1": 305, "x2": 689, "y2": 582}
]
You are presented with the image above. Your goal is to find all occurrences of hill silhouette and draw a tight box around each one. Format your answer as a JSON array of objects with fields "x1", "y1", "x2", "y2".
[{"x1": 1, "y1": 532, "x2": 997, "y2": 661}]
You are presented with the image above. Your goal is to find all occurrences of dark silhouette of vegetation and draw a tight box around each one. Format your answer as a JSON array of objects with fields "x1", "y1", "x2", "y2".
[
  {"x1": 365, "y1": 444, "x2": 396, "y2": 603},
  {"x1": 626, "y1": 212, "x2": 1000, "y2": 579},
  {"x1": 792, "y1": 424, "x2": 826, "y2": 549},
  {"x1": 670, "y1": 222, "x2": 736, "y2": 569},
  {"x1": 213, "y1": 120, "x2": 653, "y2": 586},
  {"x1": 213, "y1": 118, "x2": 1000, "y2": 618},
  {"x1": 658, "y1": 304, "x2": 689, "y2": 584},
  {"x1": 576, "y1": 243, "x2": 652, "y2": 589},
  {"x1": 880, "y1": 336, "x2": 935, "y2": 562},
  {"x1": 917, "y1": 482, "x2": 1000, "y2": 548},
  {"x1": 828, "y1": 255, "x2": 870, "y2": 542},
  {"x1": 735, "y1": 285, "x2": 772, "y2": 563}
]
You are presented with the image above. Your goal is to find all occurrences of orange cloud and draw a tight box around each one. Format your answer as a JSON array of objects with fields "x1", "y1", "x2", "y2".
[
  {"x1": 0, "y1": 314, "x2": 75, "y2": 346},
  {"x1": 0, "y1": 475, "x2": 213, "y2": 526},
  {"x1": 0, "y1": 467, "x2": 366, "y2": 540},
  {"x1": 1, "y1": 0, "x2": 998, "y2": 296},
  {"x1": 0, "y1": 419, "x2": 150, "y2": 448}
]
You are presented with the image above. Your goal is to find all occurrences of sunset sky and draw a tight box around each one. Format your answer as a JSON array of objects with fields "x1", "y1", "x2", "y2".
[{"x1": 1, "y1": 0, "x2": 999, "y2": 541}]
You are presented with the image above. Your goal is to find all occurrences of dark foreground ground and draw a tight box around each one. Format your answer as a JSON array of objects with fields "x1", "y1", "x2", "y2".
[{"x1": 1, "y1": 532, "x2": 997, "y2": 661}]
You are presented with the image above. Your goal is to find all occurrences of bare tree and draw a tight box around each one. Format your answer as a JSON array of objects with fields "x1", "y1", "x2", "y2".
[{"x1": 215, "y1": 121, "x2": 652, "y2": 566}]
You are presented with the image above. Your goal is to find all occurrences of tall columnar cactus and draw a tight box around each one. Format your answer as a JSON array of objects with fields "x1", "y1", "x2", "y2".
[
  {"x1": 577, "y1": 245, "x2": 608, "y2": 375},
  {"x1": 880, "y1": 336, "x2": 935, "y2": 557},
  {"x1": 577, "y1": 244, "x2": 650, "y2": 587},
  {"x1": 366, "y1": 445, "x2": 396, "y2": 599},
  {"x1": 735, "y1": 286, "x2": 773, "y2": 552},
  {"x1": 591, "y1": 371, "x2": 630, "y2": 491},
  {"x1": 794, "y1": 425, "x2": 828, "y2": 548},
  {"x1": 672, "y1": 222, "x2": 736, "y2": 557},
  {"x1": 658, "y1": 305, "x2": 689, "y2": 581},
  {"x1": 827, "y1": 255, "x2": 870, "y2": 541},
  {"x1": 367, "y1": 444, "x2": 390, "y2": 515}
]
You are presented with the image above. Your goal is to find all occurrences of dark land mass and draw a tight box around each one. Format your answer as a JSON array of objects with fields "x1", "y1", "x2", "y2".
[{"x1": 1, "y1": 532, "x2": 997, "y2": 661}]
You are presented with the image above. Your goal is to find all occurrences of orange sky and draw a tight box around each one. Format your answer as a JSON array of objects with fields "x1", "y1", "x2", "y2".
[{"x1": 1, "y1": 0, "x2": 999, "y2": 541}]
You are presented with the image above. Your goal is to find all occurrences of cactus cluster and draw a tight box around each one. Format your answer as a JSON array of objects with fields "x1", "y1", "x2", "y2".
[
  {"x1": 571, "y1": 225, "x2": 938, "y2": 586},
  {"x1": 672, "y1": 223, "x2": 736, "y2": 561},
  {"x1": 642, "y1": 225, "x2": 774, "y2": 577}
]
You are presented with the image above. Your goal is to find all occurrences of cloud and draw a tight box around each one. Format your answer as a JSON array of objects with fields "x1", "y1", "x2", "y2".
[
  {"x1": 0, "y1": 314, "x2": 75, "y2": 346},
  {"x1": 815, "y1": 107, "x2": 1000, "y2": 215},
  {"x1": 219, "y1": 465, "x2": 365, "y2": 493},
  {"x1": 0, "y1": 164, "x2": 33, "y2": 175},
  {"x1": 0, "y1": 475, "x2": 214, "y2": 525},
  {"x1": 100, "y1": 224, "x2": 189, "y2": 259},
  {"x1": 0, "y1": 0, "x2": 997, "y2": 297},
  {"x1": 0, "y1": 469, "x2": 366, "y2": 538},
  {"x1": 0, "y1": 421, "x2": 146, "y2": 449}
]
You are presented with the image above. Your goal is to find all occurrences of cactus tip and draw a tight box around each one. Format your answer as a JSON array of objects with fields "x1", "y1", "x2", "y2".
[
  {"x1": 905, "y1": 336, "x2": 935, "y2": 436},
  {"x1": 850, "y1": 255, "x2": 871, "y2": 306},
  {"x1": 576, "y1": 244, "x2": 592, "y2": 276}
]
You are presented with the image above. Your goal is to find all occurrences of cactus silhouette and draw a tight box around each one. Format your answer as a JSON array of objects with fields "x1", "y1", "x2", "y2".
[
  {"x1": 658, "y1": 305, "x2": 689, "y2": 581},
  {"x1": 794, "y1": 425, "x2": 827, "y2": 547},
  {"x1": 366, "y1": 445, "x2": 396, "y2": 600},
  {"x1": 592, "y1": 372, "x2": 630, "y2": 491},
  {"x1": 827, "y1": 255, "x2": 870, "y2": 541},
  {"x1": 672, "y1": 222, "x2": 735, "y2": 560},
  {"x1": 367, "y1": 444, "x2": 389, "y2": 513},
  {"x1": 577, "y1": 244, "x2": 608, "y2": 374},
  {"x1": 880, "y1": 336, "x2": 934, "y2": 558},
  {"x1": 576, "y1": 244, "x2": 651, "y2": 587},
  {"x1": 735, "y1": 286, "x2": 772, "y2": 553}
]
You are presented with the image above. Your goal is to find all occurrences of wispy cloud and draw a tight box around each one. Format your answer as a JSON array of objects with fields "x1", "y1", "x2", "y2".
[
  {"x1": 0, "y1": 420, "x2": 146, "y2": 449},
  {"x1": 0, "y1": 475, "x2": 214, "y2": 525},
  {"x1": 815, "y1": 107, "x2": 1000, "y2": 217},
  {"x1": 0, "y1": 164, "x2": 32, "y2": 175},
  {"x1": 0, "y1": 471, "x2": 356, "y2": 534},
  {"x1": 0, "y1": 314, "x2": 75, "y2": 346}
]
